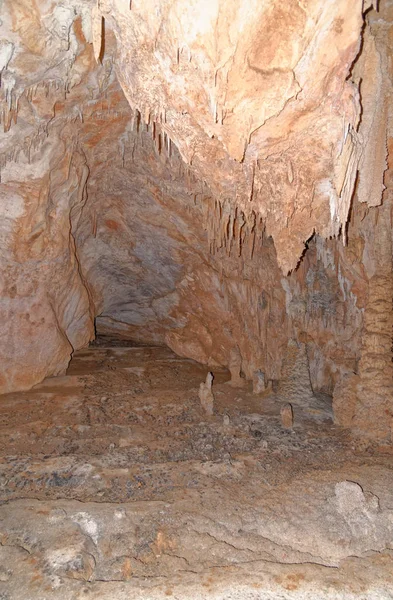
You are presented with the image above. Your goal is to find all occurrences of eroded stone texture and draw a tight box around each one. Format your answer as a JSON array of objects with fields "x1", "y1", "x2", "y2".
[
  {"x1": 0, "y1": 143, "x2": 94, "y2": 392},
  {"x1": 0, "y1": 0, "x2": 101, "y2": 392}
]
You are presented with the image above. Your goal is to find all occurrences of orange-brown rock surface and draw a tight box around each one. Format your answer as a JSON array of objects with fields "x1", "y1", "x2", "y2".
[{"x1": 0, "y1": 0, "x2": 392, "y2": 439}]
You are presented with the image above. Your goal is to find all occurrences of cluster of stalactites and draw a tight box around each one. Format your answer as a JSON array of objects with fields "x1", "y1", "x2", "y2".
[
  {"x1": 0, "y1": 80, "x2": 67, "y2": 134},
  {"x1": 127, "y1": 108, "x2": 173, "y2": 163},
  {"x1": 118, "y1": 107, "x2": 267, "y2": 264},
  {"x1": 0, "y1": 77, "x2": 133, "y2": 181},
  {"x1": 204, "y1": 197, "x2": 264, "y2": 261}
]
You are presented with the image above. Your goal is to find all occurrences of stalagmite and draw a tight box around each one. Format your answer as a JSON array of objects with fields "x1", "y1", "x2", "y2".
[
  {"x1": 279, "y1": 341, "x2": 314, "y2": 407},
  {"x1": 198, "y1": 372, "x2": 215, "y2": 416},
  {"x1": 280, "y1": 403, "x2": 294, "y2": 429}
]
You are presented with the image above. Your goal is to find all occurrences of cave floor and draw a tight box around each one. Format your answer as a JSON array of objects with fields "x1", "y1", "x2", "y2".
[{"x1": 1, "y1": 339, "x2": 393, "y2": 599}]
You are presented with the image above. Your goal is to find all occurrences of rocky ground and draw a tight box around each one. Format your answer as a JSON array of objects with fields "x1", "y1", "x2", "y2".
[{"x1": 1, "y1": 338, "x2": 393, "y2": 599}]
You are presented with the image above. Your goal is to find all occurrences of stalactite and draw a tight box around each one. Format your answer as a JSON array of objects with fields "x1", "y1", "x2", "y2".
[
  {"x1": 237, "y1": 212, "x2": 246, "y2": 258},
  {"x1": 92, "y1": 212, "x2": 97, "y2": 238},
  {"x1": 217, "y1": 105, "x2": 226, "y2": 125},
  {"x1": 228, "y1": 206, "x2": 235, "y2": 253},
  {"x1": 219, "y1": 200, "x2": 230, "y2": 252},
  {"x1": 165, "y1": 132, "x2": 172, "y2": 158},
  {"x1": 249, "y1": 162, "x2": 256, "y2": 203},
  {"x1": 248, "y1": 212, "x2": 256, "y2": 259},
  {"x1": 92, "y1": 3, "x2": 104, "y2": 63},
  {"x1": 335, "y1": 127, "x2": 361, "y2": 244},
  {"x1": 144, "y1": 106, "x2": 150, "y2": 125}
]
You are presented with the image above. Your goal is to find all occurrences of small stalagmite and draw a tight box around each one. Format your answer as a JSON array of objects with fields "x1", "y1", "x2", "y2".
[
  {"x1": 280, "y1": 403, "x2": 294, "y2": 429},
  {"x1": 199, "y1": 372, "x2": 215, "y2": 416}
]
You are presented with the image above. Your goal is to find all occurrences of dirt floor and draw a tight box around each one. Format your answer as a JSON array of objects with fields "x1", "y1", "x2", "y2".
[{"x1": 1, "y1": 338, "x2": 393, "y2": 599}]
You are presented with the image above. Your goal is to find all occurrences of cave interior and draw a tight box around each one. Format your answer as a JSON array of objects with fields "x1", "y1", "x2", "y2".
[{"x1": 0, "y1": 0, "x2": 393, "y2": 598}]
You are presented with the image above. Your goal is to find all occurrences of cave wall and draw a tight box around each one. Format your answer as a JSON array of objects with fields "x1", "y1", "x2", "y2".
[
  {"x1": 0, "y1": 0, "x2": 99, "y2": 392},
  {"x1": 0, "y1": 0, "x2": 392, "y2": 439},
  {"x1": 73, "y1": 90, "x2": 289, "y2": 381},
  {"x1": 0, "y1": 135, "x2": 94, "y2": 392}
]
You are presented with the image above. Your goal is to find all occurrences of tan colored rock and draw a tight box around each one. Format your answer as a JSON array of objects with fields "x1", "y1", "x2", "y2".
[
  {"x1": 281, "y1": 403, "x2": 294, "y2": 429},
  {"x1": 333, "y1": 374, "x2": 359, "y2": 428},
  {"x1": 100, "y1": 0, "x2": 366, "y2": 273},
  {"x1": 198, "y1": 372, "x2": 215, "y2": 416}
]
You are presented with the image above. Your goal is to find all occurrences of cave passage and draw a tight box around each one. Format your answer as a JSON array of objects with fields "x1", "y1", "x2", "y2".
[{"x1": 1, "y1": 0, "x2": 393, "y2": 597}]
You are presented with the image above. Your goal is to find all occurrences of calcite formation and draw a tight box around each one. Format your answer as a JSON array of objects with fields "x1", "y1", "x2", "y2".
[
  {"x1": 198, "y1": 371, "x2": 215, "y2": 416},
  {"x1": 0, "y1": 0, "x2": 392, "y2": 439}
]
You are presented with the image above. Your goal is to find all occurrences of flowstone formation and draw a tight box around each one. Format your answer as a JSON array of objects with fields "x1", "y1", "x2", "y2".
[{"x1": 0, "y1": 0, "x2": 392, "y2": 439}]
